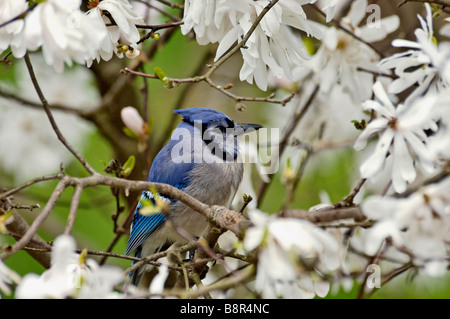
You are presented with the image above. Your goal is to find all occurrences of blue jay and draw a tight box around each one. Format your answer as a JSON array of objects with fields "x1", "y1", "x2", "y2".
[{"x1": 125, "y1": 107, "x2": 261, "y2": 287}]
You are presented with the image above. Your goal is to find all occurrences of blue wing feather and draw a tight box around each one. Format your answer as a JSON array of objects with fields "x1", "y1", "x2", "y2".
[{"x1": 125, "y1": 135, "x2": 196, "y2": 255}]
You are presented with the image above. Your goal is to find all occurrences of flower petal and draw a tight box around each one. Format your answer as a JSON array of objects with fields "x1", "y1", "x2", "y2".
[{"x1": 360, "y1": 129, "x2": 395, "y2": 178}]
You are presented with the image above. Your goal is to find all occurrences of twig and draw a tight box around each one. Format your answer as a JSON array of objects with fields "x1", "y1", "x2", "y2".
[
  {"x1": 0, "y1": 173, "x2": 63, "y2": 200},
  {"x1": 0, "y1": 51, "x2": 12, "y2": 64},
  {"x1": 122, "y1": 67, "x2": 294, "y2": 105},
  {"x1": 134, "y1": 0, "x2": 183, "y2": 19},
  {"x1": 1, "y1": 178, "x2": 68, "y2": 261},
  {"x1": 256, "y1": 84, "x2": 319, "y2": 207},
  {"x1": 3, "y1": 210, "x2": 52, "y2": 268},
  {"x1": 239, "y1": 195, "x2": 253, "y2": 213},
  {"x1": 0, "y1": 4, "x2": 37, "y2": 29},
  {"x1": 340, "y1": 178, "x2": 367, "y2": 208},
  {"x1": 398, "y1": 0, "x2": 450, "y2": 7},
  {"x1": 154, "y1": 0, "x2": 184, "y2": 9},
  {"x1": 357, "y1": 239, "x2": 390, "y2": 299},
  {"x1": 64, "y1": 184, "x2": 83, "y2": 235},
  {"x1": 99, "y1": 196, "x2": 138, "y2": 265},
  {"x1": 151, "y1": 50, "x2": 214, "y2": 158},
  {"x1": 282, "y1": 121, "x2": 326, "y2": 210},
  {"x1": 136, "y1": 21, "x2": 184, "y2": 44},
  {"x1": 396, "y1": 168, "x2": 450, "y2": 197},
  {"x1": 135, "y1": 21, "x2": 184, "y2": 30},
  {"x1": 121, "y1": 0, "x2": 292, "y2": 106},
  {"x1": 204, "y1": 77, "x2": 295, "y2": 106},
  {"x1": 280, "y1": 206, "x2": 366, "y2": 224},
  {"x1": 180, "y1": 264, "x2": 255, "y2": 299},
  {"x1": 125, "y1": 264, "x2": 255, "y2": 299},
  {"x1": 124, "y1": 242, "x2": 196, "y2": 276},
  {"x1": 23, "y1": 54, "x2": 97, "y2": 175},
  {"x1": 6, "y1": 204, "x2": 40, "y2": 211},
  {"x1": 310, "y1": 3, "x2": 385, "y2": 58}
]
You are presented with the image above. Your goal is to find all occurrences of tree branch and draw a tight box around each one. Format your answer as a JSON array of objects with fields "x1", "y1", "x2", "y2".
[
  {"x1": 121, "y1": 0, "x2": 294, "y2": 106},
  {"x1": 398, "y1": 0, "x2": 450, "y2": 7},
  {"x1": 280, "y1": 206, "x2": 366, "y2": 224},
  {"x1": 23, "y1": 54, "x2": 97, "y2": 175},
  {"x1": 1, "y1": 178, "x2": 68, "y2": 261},
  {"x1": 3, "y1": 211, "x2": 52, "y2": 268}
]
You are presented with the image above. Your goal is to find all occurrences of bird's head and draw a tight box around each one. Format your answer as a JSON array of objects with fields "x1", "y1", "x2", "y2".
[
  {"x1": 173, "y1": 107, "x2": 262, "y2": 161},
  {"x1": 174, "y1": 107, "x2": 262, "y2": 136}
]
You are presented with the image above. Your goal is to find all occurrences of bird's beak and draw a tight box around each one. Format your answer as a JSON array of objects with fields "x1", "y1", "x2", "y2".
[{"x1": 234, "y1": 123, "x2": 263, "y2": 136}]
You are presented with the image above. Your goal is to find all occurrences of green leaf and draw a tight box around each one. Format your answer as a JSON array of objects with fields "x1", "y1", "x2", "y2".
[
  {"x1": 154, "y1": 66, "x2": 174, "y2": 88},
  {"x1": 302, "y1": 36, "x2": 318, "y2": 56},
  {"x1": 122, "y1": 155, "x2": 135, "y2": 177},
  {"x1": 122, "y1": 127, "x2": 138, "y2": 139},
  {"x1": 351, "y1": 119, "x2": 367, "y2": 130}
]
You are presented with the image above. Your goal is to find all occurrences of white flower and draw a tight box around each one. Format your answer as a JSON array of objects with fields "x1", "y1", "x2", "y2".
[
  {"x1": 0, "y1": 0, "x2": 27, "y2": 53},
  {"x1": 121, "y1": 106, "x2": 147, "y2": 138},
  {"x1": 225, "y1": 0, "x2": 324, "y2": 91},
  {"x1": 316, "y1": 0, "x2": 340, "y2": 22},
  {"x1": 125, "y1": 44, "x2": 140, "y2": 59},
  {"x1": 10, "y1": 0, "x2": 109, "y2": 72},
  {"x1": 0, "y1": 55, "x2": 96, "y2": 183},
  {"x1": 92, "y1": 0, "x2": 143, "y2": 43},
  {"x1": 16, "y1": 234, "x2": 81, "y2": 299},
  {"x1": 295, "y1": 0, "x2": 399, "y2": 102},
  {"x1": 427, "y1": 90, "x2": 450, "y2": 162},
  {"x1": 148, "y1": 265, "x2": 169, "y2": 295},
  {"x1": 15, "y1": 235, "x2": 124, "y2": 299},
  {"x1": 76, "y1": 263, "x2": 125, "y2": 299},
  {"x1": 86, "y1": 0, "x2": 144, "y2": 65},
  {"x1": 244, "y1": 210, "x2": 339, "y2": 298},
  {"x1": 181, "y1": 0, "x2": 229, "y2": 45},
  {"x1": 362, "y1": 177, "x2": 450, "y2": 276},
  {"x1": 0, "y1": 260, "x2": 21, "y2": 297},
  {"x1": 2, "y1": 0, "x2": 142, "y2": 70},
  {"x1": 379, "y1": 3, "x2": 450, "y2": 102},
  {"x1": 182, "y1": 0, "x2": 324, "y2": 91},
  {"x1": 232, "y1": 139, "x2": 270, "y2": 211},
  {"x1": 354, "y1": 81, "x2": 437, "y2": 193}
]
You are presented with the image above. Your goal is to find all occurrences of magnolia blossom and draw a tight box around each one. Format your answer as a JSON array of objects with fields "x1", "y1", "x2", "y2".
[
  {"x1": 295, "y1": 0, "x2": 399, "y2": 102},
  {"x1": 181, "y1": 0, "x2": 229, "y2": 45},
  {"x1": 89, "y1": 0, "x2": 143, "y2": 43},
  {"x1": 0, "y1": 260, "x2": 21, "y2": 297},
  {"x1": 182, "y1": 0, "x2": 327, "y2": 91},
  {"x1": 244, "y1": 210, "x2": 339, "y2": 298},
  {"x1": 120, "y1": 106, "x2": 147, "y2": 138},
  {"x1": 232, "y1": 138, "x2": 271, "y2": 211},
  {"x1": 427, "y1": 91, "x2": 450, "y2": 162},
  {"x1": 0, "y1": 0, "x2": 27, "y2": 53},
  {"x1": 10, "y1": 0, "x2": 109, "y2": 72},
  {"x1": 16, "y1": 235, "x2": 124, "y2": 299},
  {"x1": 362, "y1": 177, "x2": 450, "y2": 276},
  {"x1": 379, "y1": 4, "x2": 450, "y2": 102},
  {"x1": 86, "y1": 0, "x2": 144, "y2": 65},
  {"x1": 354, "y1": 81, "x2": 437, "y2": 193},
  {"x1": 318, "y1": 0, "x2": 339, "y2": 22},
  {"x1": 148, "y1": 265, "x2": 170, "y2": 295},
  {"x1": 1, "y1": 0, "x2": 143, "y2": 70}
]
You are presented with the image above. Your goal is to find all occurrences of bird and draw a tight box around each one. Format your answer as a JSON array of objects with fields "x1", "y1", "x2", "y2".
[{"x1": 124, "y1": 107, "x2": 262, "y2": 287}]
